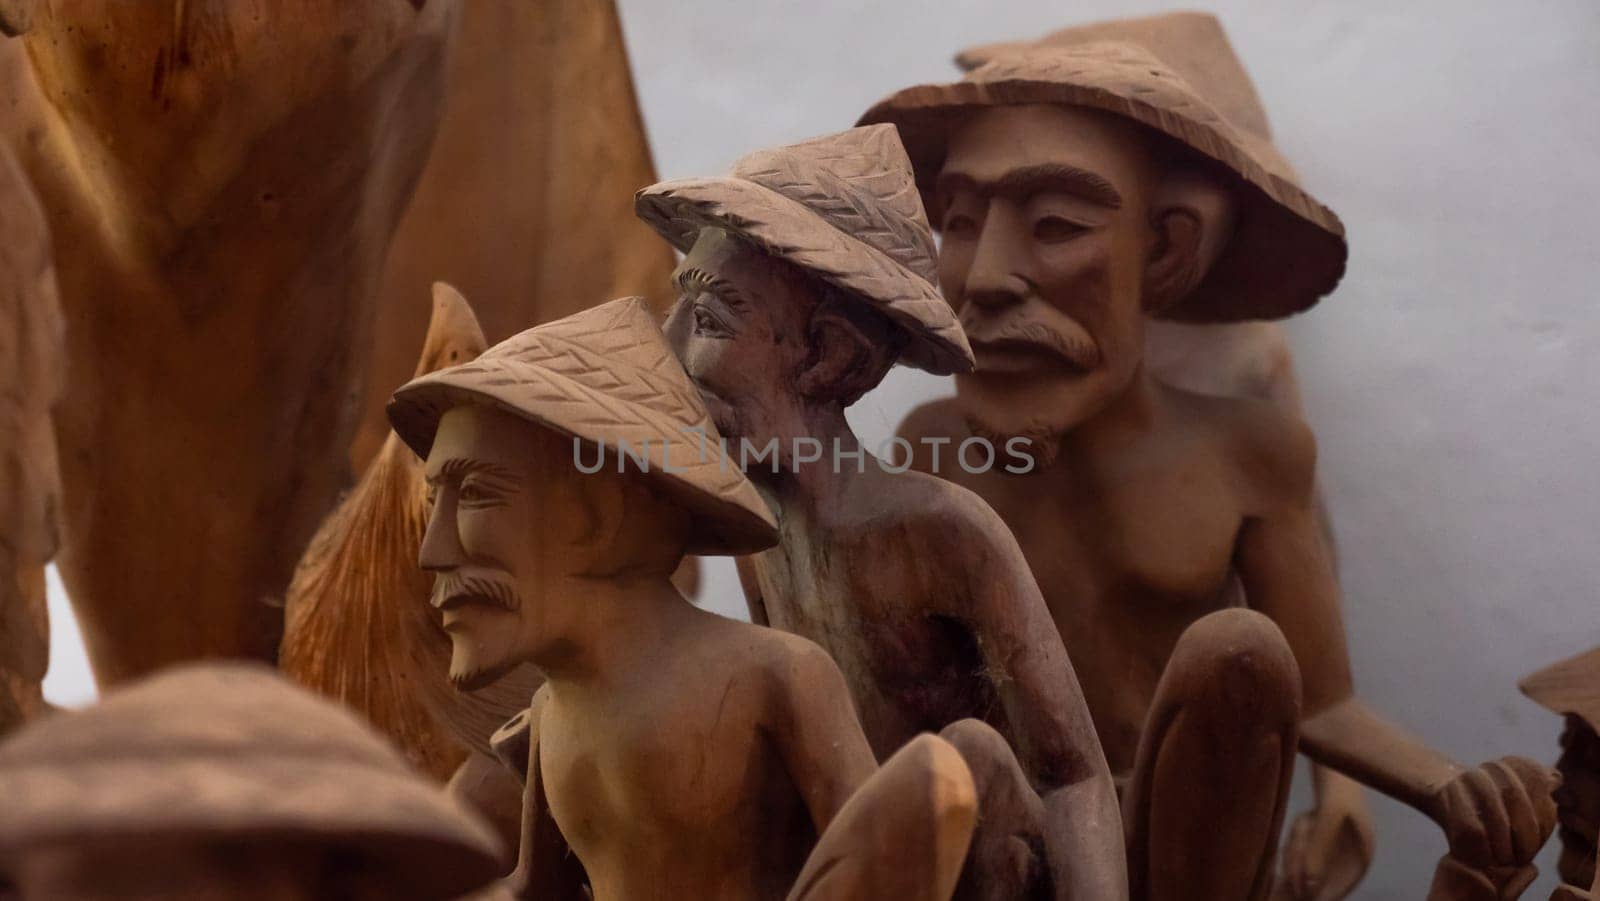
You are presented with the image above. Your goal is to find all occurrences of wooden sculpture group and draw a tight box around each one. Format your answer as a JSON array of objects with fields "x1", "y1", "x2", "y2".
[{"x1": 0, "y1": 7, "x2": 1591, "y2": 901}]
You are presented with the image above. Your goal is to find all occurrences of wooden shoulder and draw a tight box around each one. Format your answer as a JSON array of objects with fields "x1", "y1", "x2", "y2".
[
  {"x1": 857, "y1": 470, "x2": 1036, "y2": 612},
  {"x1": 1177, "y1": 388, "x2": 1318, "y2": 508}
]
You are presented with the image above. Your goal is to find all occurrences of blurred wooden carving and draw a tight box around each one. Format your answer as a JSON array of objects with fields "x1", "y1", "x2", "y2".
[
  {"x1": 0, "y1": 142, "x2": 60, "y2": 733},
  {"x1": 283, "y1": 283, "x2": 540, "y2": 774},
  {"x1": 282, "y1": 283, "x2": 535, "y2": 849},
  {"x1": 0, "y1": 0, "x2": 460, "y2": 684},
  {"x1": 641, "y1": 125, "x2": 1125, "y2": 899},
  {"x1": 351, "y1": 0, "x2": 676, "y2": 471},
  {"x1": 0, "y1": 662, "x2": 505, "y2": 898}
]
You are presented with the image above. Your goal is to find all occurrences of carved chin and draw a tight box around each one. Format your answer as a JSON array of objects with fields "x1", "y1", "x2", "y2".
[{"x1": 448, "y1": 643, "x2": 517, "y2": 693}]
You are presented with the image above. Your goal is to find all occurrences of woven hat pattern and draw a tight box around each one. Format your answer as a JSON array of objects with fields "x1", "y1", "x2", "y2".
[
  {"x1": 636, "y1": 125, "x2": 973, "y2": 375},
  {"x1": 389, "y1": 297, "x2": 777, "y2": 556},
  {"x1": 973, "y1": 45, "x2": 1339, "y2": 237}
]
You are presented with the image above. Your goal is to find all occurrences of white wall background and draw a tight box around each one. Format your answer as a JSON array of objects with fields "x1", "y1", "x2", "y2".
[{"x1": 42, "y1": 1, "x2": 1598, "y2": 896}]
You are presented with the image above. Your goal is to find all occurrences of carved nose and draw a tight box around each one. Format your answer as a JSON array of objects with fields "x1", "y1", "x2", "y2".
[
  {"x1": 962, "y1": 277, "x2": 1029, "y2": 312},
  {"x1": 418, "y1": 496, "x2": 462, "y2": 573},
  {"x1": 962, "y1": 210, "x2": 1029, "y2": 311}
]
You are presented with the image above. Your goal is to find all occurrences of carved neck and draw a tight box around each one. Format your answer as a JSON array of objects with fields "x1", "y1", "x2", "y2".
[
  {"x1": 746, "y1": 401, "x2": 868, "y2": 516},
  {"x1": 1052, "y1": 364, "x2": 1162, "y2": 463},
  {"x1": 532, "y1": 575, "x2": 692, "y2": 689}
]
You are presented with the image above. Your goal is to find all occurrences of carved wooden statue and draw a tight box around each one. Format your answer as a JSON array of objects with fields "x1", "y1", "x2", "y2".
[
  {"x1": 1522, "y1": 649, "x2": 1600, "y2": 898},
  {"x1": 0, "y1": 0, "x2": 460, "y2": 684},
  {"x1": 0, "y1": 662, "x2": 504, "y2": 899},
  {"x1": 638, "y1": 123, "x2": 1125, "y2": 900},
  {"x1": 0, "y1": 141, "x2": 59, "y2": 734},
  {"x1": 281, "y1": 283, "x2": 535, "y2": 847},
  {"x1": 957, "y1": 15, "x2": 1365, "y2": 898},
  {"x1": 387, "y1": 296, "x2": 977, "y2": 900},
  {"x1": 860, "y1": 13, "x2": 1558, "y2": 900}
]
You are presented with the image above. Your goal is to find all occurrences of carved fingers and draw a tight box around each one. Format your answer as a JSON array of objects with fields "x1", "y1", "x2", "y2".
[{"x1": 1436, "y1": 757, "x2": 1560, "y2": 870}]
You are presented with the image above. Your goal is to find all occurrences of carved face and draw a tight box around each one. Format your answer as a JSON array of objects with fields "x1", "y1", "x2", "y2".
[
  {"x1": 664, "y1": 228, "x2": 818, "y2": 447},
  {"x1": 935, "y1": 104, "x2": 1164, "y2": 444},
  {"x1": 421, "y1": 406, "x2": 575, "y2": 691},
  {"x1": 1554, "y1": 718, "x2": 1600, "y2": 887}
]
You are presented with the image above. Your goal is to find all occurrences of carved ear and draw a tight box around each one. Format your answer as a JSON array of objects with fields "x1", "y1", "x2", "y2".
[
  {"x1": 1143, "y1": 170, "x2": 1237, "y2": 314},
  {"x1": 797, "y1": 311, "x2": 879, "y2": 406},
  {"x1": 0, "y1": 0, "x2": 36, "y2": 37}
]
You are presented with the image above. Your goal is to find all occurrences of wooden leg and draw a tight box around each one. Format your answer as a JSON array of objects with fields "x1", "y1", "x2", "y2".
[
  {"x1": 938, "y1": 718, "x2": 1049, "y2": 900},
  {"x1": 789, "y1": 734, "x2": 977, "y2": 901},
  {"x1": 1124, "y1": 609, "x2": 1302, "y2": 901}
]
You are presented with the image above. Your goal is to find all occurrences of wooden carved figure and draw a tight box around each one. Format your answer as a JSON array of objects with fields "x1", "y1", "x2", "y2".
[
  {"x1": 282, "y1": 283, "x2": 535, "y2": 845},
  {"x1": 0, "y1": 0, "x2": 458, "y2": 684},
  {"x1": 1522, "y1": 649, "x2": 1600, "y2": 897},
  {"x1": 860, "y1": 15, "x2": 1558, "y2": 901},
  {"x1": 956, "y1": 14, "x2": 1366, "y2": 898},
  {"x1": 637, "y1": 123, "x2": 1125, "y2": 900},
  {"x1": 387, "y1": 296, "x2": 977, "y2": 901},
  {"x1": 0, "y1": 662, "x2": 504, "y2": 900},
  {"x1": 0, "y1": 142, "x2": 60, "y2": 734}
]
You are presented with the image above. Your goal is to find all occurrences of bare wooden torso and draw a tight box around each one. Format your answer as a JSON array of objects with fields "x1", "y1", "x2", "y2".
[
  {"x1": 900, "y1": 386, "x2": 1288, "y2": 774},
  {"x1": 537, "y1": 612, "x2": 819, "y2": 901},
  {"x1": 743, "y1": 465, "x2": 1016, "y2": 761}
]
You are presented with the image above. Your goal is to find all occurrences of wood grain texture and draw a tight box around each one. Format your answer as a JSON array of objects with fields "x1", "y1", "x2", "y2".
[
  {"x1": 0, "y1": 0, "x2": 457, "y2": 684},
  {"x1": 351, "y1": 0, "x2": 677, "y2": 471},
  {"x1": 0, "y1": 140, "x2": 58, "y2": 733}
]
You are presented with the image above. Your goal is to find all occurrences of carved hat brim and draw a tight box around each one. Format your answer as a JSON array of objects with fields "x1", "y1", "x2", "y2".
[
  {"x1": 1520, "y1": 647, "x2": 1600, "y2": 733},
  {"x1": 388, "y1": 297, "x2": 778, "y2": 558},
  {"x1": 635, "y1": 176, "x2": 974, "y2": 375},
  {"x1": 857, "y1": 41, "x2": 1348, "y2": 323},
  {"x1": 0, "y1": 664, "x2": 504, "y2": 894}
]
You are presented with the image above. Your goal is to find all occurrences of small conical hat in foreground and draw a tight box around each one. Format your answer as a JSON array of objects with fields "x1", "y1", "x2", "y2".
[
  {"x1": 388, "y1": 296, "x2": 778, "y2": 556},
  {"x1": 858, "y1": 13, "x2": 1347, "y2": 324},
  {"x1": 635, "y1": 124, "x2": 973, "y2": 375},
  {"x1": 0, "y1": 663, "x2": 504, "y2": 897},
  {"x1": 1520, "y1": 647, "x2": 1600, "y2": 733}
]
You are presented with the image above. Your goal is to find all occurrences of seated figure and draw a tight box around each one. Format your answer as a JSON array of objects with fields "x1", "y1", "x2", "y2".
[
  {"x1": 859, "y1": 14, "x2": 1558, "y2": 900},
  {"x1": 0, "y1": 662, "x2": 505, "y2": 900},
  {"x1": 637, "y1": 123, "x2": 1125, "y2": 900},
  {"x1": 1522, "y1": 649, "x2": 1600, "y2": 901},
  {"x1": 386, "y1": 296, "x2": 978, "y2": 901}
]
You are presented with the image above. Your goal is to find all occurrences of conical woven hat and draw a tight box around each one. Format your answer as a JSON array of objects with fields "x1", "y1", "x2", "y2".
[
  {"x1": 1520, "y1": 647, "x2": 1600, "y2": 733},
  {"x1": 636, "y1": 124, "x2": 973, "y2": 375},
  {"x1": 858, "y1": 15, "x2": 1347, "y2": 324},
  {"x1": 955, "y1": 12, "x2": 1292, "y2": 177},
  {"x1": 388, "y1": 296, "x2": 778, "y2": 557},
  {"x1": 0, "y1": 663, "x2": 504, "y2": 897}
]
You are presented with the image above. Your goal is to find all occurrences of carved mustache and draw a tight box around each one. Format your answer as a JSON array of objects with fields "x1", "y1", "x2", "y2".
[
  {"x1": 959, "y1": 308, "x2": 1102, "y2": 372},
  {"x1": 430, "y1": 570, "x2": 521, "y2": 614}
]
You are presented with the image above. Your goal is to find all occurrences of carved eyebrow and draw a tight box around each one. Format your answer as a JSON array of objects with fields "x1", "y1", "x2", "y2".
[
  {"x1": 938, "y1": 163, "x2": 1123, "y2": 210},
  {"x1": 672, "y1": 265, "x2": 750, "y2": 311},
  {"x1": 426, "y1": 457, "x2": 518, "y2": 485}
]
